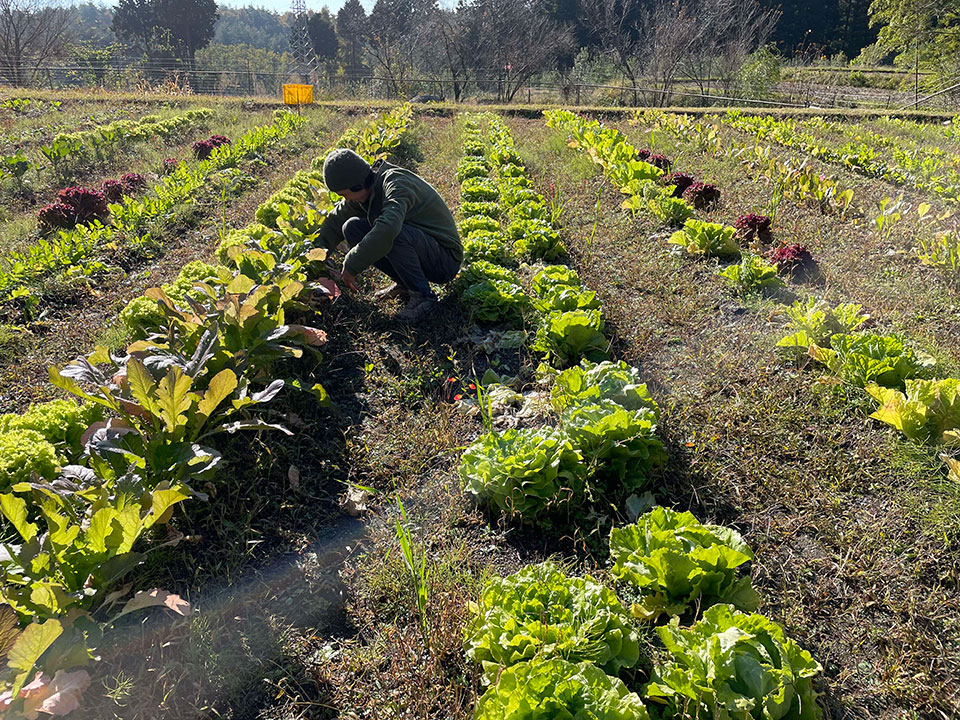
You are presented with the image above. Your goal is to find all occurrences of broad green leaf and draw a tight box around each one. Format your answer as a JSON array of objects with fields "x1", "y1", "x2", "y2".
[
  {"x1": 0, "y1": 494, "x2": 37, "y2": 542},
  {"x1": 196, "y1": 369, "x2": 238, "y2": 423},
  {"x1": 125, "y1": 359, "x2": 160, "y2": 419},
  {"x1": 156, "y1": 367, "x2": 192, "y2": 433},
  {"x1": 7, "y1": 619, "x2": 63, "y2": 696},
  {"x1": 85, "y1": 507, "x2": 118, "y2": 553},
  {"x1": 144, "y1": 488, "x2": 191, "y2": 530}
]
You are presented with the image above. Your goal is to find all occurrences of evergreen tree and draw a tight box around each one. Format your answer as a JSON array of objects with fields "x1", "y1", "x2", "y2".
[
  {"x1": 307, "y1": 9, "x2": 337, "y2": 65},
  {"x1": 337, "y1": 0, "x2": 367, "y2": 76}
]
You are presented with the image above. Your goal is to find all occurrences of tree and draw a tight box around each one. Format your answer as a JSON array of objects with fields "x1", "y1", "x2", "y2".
[
  {"x1": 465, "y1": 0, "x2": 574, "y2": 102},
  {"x1": 112, "y1": 0, "x2": 218, "y2": 69},
  {"x1": 336, "y1": 0, "x2": 367, "y2": 77},
  {"x1": 365, "y1": 0, "x2": 438, "y2": 96},
  {"x1": 434, "y1": 3, "x2": 477, "y2": 101},
  {"x1": 0, "y1": 0, "x2": 73, "y2": 86},
  {"x1": 866, "y1": 0, "x2": 960, "y2": 97},
  {"x1": 578, "y1": 0, "x2": 647, "y2": 103},
  {"x1": 307, "y1": 9, "x2": 338, "y2": 67}
]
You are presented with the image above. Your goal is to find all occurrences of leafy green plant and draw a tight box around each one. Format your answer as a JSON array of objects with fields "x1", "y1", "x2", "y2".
[
  {"x1": 646, "y1": 194, "x2": 695, "y2": 225},
  {"x1": 668, "y1": 220, "x2": 740, "y2": 257},
  {"x1": 0, "y1": 470, "x2": 191, "y2": 626},
  {"x1": 562, "y1": 401, "x2": 665, "y2": 490},
  {"x1": 917, "y1": 231, "x2": 960, "y2": 274},
  {"x1": 464, "y1": 230, "x2": 517, "y2": 266},
  {"x1": 810, "y1": 333, "x2": 934, "y2": 388},
  {"x1": 460, "y1": 215, "x2": 501, "y2": 237},
  {"x1": 507, "y1": 218, "x2": 565, "y2": 260},
  {"x1": 119, "y1": 261, "x2": 228, "y2": 336},
  {"x1": 461, "y1": 200, "x2": 501, "y2": 219},
  {"x1": 550, "y1": 360, "x2": 659, "y2": 416},
  {"x1": 866, "y1": 378, "x2": 960, "y2": 445},
  {"x1": 776, "y1": 297, "x2": 869, "y2": 351},
  {"x1": 459, "y1": 260, "x2": 520, "y2": 288},
  {"x1": 609, "y1": 506, "x2": 759, "y2": 620},
  {"x1": 718, "y1": 253, "x2": 784, "y2": 293},
  {"x1": 533, "y1": 285, "x2": 601, "y2": 315},
  {"x1": 533, "y1": 310, "x2": 610, "y2": 368},
  {"x1": 0, "y1": 399, "x2": 103, "y2": 457},
  {"x1": 0, "y1": 430, "x2": 59, "y2": 490},
  {"x1": 456, "y1": 157, "x2": 490, "y2": 182},
  {"x1": 646, "y1": 604, "x2": 822, "y2": 720},
  {"x1": 462, "y1": 279, "x2": 530, "y2": 324},
  {"x1": 532, "y1": 265, "x2": 581, "y2": 295},
  {"x1": 459, "y1": 427, "x2": 583, "y2": 522},
  {"x1": 464, "y1": 562, "x2": 639, "y2": 685},
  {"x1": 462, "y1": 177, "x2": 500, "y2": 202},
  {"x1": 474, "y1": 658, "x2": 650, "y2": 720},
  {"x1": 49, "y1": 352, "x2": 287, "y2": 488}
]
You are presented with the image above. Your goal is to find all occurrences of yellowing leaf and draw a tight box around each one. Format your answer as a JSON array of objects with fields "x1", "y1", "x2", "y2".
[
  {"x1": 85, "y1": 507, "x2": 118, "y2": 553},
  {"x1": 118, "y1": 589, "x2": 191, "y2": 619},
  {"x1": 7, "y1": 619, "x2": 63, "y2": 696}
]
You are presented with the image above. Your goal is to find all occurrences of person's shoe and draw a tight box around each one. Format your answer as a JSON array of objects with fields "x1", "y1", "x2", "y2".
[
  {"x1": 373, "y1": 282, "x2": 410, "y2": 302},
  {"x1": 395, "y1": 293, "x2": 438, "y2": 324}
]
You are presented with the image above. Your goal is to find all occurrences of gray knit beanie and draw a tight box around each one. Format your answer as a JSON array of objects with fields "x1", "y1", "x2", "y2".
[{"x1": 323, "y1": 148, "x2": 372, "y2": 192}]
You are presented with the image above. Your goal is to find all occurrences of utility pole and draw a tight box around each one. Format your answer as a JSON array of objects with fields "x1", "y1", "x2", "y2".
[{"x1": 289, "y1": 0, "x2": 319, "y2": 85}]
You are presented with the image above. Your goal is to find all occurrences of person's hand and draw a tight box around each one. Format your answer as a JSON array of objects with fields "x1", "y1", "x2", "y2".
[{"x1": 341, "y1": 269, "x2": 360, "y2": 293}]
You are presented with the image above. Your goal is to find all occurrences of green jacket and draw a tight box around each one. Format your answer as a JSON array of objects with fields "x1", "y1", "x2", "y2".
[{"x1": 317, "y1": 160, "x2": 462, "y2": 276}]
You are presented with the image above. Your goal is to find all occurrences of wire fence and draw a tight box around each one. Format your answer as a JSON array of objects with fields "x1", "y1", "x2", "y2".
[{"x1": 4, "y1": 60, "x2": 960, "y2": 111}]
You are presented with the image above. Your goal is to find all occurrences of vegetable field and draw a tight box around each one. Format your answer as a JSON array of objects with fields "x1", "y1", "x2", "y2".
[{"x1": 0, "y1": 93, "x2": 958, "y2": 720}]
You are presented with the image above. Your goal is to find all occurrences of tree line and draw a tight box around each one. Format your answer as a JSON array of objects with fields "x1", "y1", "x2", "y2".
[{"x1": 0, "y1": 0, "x2": 957, "y2": 102}]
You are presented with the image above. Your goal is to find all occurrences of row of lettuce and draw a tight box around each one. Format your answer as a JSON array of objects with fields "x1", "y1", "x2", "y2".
[
  {"x1": 548, "y1": 110, "x2": 960, "y2": 509},
  {"x1": 2, "y1": 108, "x2": 214, "y2": 195},
  {"x1": 0, "y1": 105, "x2": 414, "y2": 717},
  {"x1": 0, "y1": 110, "x2": 306, "y2": 318},
  {"x1": 450, "y1": 114, "x2": 824, "y2": 720},
  {"x1": 547, "y1": 109, "x2": 813, "y2": 295},
  {"x1": 637, "y1": 109, "x2": 960, "y2": 278},
  {"x1": 723, "y1": 111, "x2": 960, "y2": 203}
]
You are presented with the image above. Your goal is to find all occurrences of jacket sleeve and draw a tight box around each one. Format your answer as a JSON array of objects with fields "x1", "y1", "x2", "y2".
[
  {"x1": 316, "y1": 198, "x2": 360, "y2": 251},
  {"x1": 342, "y1": 181, "x2": 415, "y2": 276}
]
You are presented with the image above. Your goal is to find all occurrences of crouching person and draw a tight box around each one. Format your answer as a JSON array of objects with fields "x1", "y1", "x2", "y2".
[{"x1": 317, "y1": 148, "x2": 463, "y2": 324}]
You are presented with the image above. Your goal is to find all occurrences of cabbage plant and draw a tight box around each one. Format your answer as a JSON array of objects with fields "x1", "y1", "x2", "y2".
[
  {"x1": 475, "y1": 658, "x2": 650, "y2": 720},
  {"x1": 610, "y1": 506, "x2": 759, "y2": 620},
  {"x1": 459, "y1": 427, "x2": 583, "y2": 521},
  {"x1": 464, "y1": 562, "x2": 640, "y2": 685},
  {"x1": 646, "y1": 604, "x2": 823, "y2": 720}
]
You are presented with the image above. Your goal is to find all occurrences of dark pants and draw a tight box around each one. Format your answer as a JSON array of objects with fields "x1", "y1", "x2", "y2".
[{"x1": 342, "y1": 217, "x2": 460, "y2": 299}]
